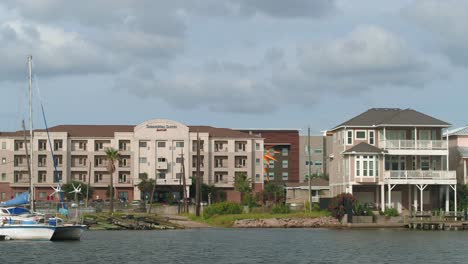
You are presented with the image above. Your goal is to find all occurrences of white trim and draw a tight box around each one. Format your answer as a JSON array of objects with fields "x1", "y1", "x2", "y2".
[
  {"x1": 328, "y1": 124, "x2": 450, "y2": 132},
  {"x1": 346, "y1": 130, "x2": 353, "y2": 145},
  {"x1": 368, "y1": 130, "x2": 375, "y2": 145},
  {"x1": 355, "y1": 130, "x2": 367, "y2": 140}
]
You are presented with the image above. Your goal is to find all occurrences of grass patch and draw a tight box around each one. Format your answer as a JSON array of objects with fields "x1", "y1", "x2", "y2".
[{"x1": 186, "y1": 211, "x2": 330, "y2": 227}]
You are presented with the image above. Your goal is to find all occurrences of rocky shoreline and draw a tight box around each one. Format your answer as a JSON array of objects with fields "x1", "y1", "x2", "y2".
[{"x1": 233, "y1": 216, "x2": 340, "y2": 228}]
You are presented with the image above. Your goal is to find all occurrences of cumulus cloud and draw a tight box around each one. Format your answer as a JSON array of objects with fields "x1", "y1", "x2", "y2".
[
  {"x1": 402, "y1": 0, "x2": 468, "y2": 67},
  {"x1": 270, "y1": 25, "x2": 435, "y2": 106},
  {"x1": 116, "y1": 25, "x2": 437, "y2": 113},
  {"x1": 0, "y1": 21, "x2": 114, "y2": 80}
]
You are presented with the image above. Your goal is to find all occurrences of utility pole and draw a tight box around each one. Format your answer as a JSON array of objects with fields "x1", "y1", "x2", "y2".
[
  {"x1": 308, "y1": 126, "x2": 312, "y2": 213},
  {"x1": 195, "y1": 132, "x2": 201, "y2": 216},
  {"x1": 85, "y1": 160, "x2": 91, "y2": 208},
  {"x1": 181, "y1": 150, "x2": 188, "y2": 213}
]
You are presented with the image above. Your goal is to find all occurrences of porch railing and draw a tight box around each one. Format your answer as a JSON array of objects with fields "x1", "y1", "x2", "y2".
[
  {"x1": 379, "y1": 140, "x2": 447, "y2": 150},
  {"x1": 385, "y1": 170, "x2": 456, "y2": 180}
]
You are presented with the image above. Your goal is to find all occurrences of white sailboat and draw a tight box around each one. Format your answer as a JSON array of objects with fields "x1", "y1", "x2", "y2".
[{"x1": 0, "y1": 55, "x2": 57, "y2": 240}]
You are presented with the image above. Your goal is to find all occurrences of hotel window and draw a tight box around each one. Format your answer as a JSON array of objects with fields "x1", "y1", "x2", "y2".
[
  {"x1": 1, "y1": 142, "x2": 5, "y2": 149},
  {"x1": 305, "y1": 161, "x2": 310, "y2": 166},
  {"x1": 356, "y1": 131, "x2": 366, "y2": 140},
  {"x1": 139, "y1": 157, "x2": 147, "y2": 164},
  {"x1": 54, "y1": 155, "x2": 63, "y2": 166},
  {"x1": 268, "y1": 172, "x2": 274, "y2": 179},
  {"x1": 282, "y1": 148, "x2": 288, "y2": 156},
  {"x1": 0, "y1": 192, "x2": 5, "y2": 200},
  {"x1": 176, "y1": 142, "x2": 184, "y2": 148},
  {"x1": 1, "y1": 173, "x2": 5, "y2": 181},
  {"x1": 269, "y1": 148, "x2": 274, "y2": 155},
  {"x1": 255, "y1": 174, "x2": 260, "y2": 181},
  {"x1": 38, "y1": 140, "x2": 47, "y2": 151},
  {"x1": 176, "y1": 173, "x2": 182, "y2": 179},
  {"x1": 255, "y1": 143, "x2": 260, "y2": 151},
  {"x1": 39, "y1": 192, "x2": 46, "y2": 199},
  {"x1": 54, "y1": 171, "x2": 63, "y2": 183},
  {"x1": 347, "y1": 131, "x2": 353, "y2": 145},
  {"x1": 139, "y1": 141, "x2": 147, "y2": 148},
  {"x1": 282, "y1": 172, "x2": 289, "y2": 180},
  {"x1": 38, "y1": 172, "x2": 46, "y2": 183},
  {"x1": 256, "y1": 158, "x2": 260, "y2": 165},
  {"x1": 314, "y1": 149, "x2": 323, "y2": 154},
  {"x1": 158, "y1": 172, "x2": 166, "y2": 179},
  {"x1": 282, "y1": 160, "x2": 288, "y2": 168},
  {"x1": 94, "y1": 173, "x2": 103, "y2": 183},
  {"x1": 157, "y1": 141, "x2": 166, "y2": 148},
  {"x1": 369, "y1": 131, "x2": 375, "y2": 145},
  {"x1": 355, "y1": 155, "x2": 378, "y2": 177},
  {"x1": 176, "y1": 157, "x2": 183, "y2": 163},
  {"x1": 315, "y1": 161, "x2": 322, "y2": 166},
  {"x1": 54, "y1": 140, "x2": 63, "y2": 151},
  {"x1": 139, "y1": 173, "x2": 148, "y2": 180},
  {"x1": 158, "y1": 158, "x2": 166, "y2": 162},
  {"x1": 269, "y1": 160, "x2": 274, "y2": 168}
]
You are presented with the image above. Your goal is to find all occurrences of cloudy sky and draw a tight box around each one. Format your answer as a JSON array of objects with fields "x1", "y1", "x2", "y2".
[{"x1": 0, "y1": 0, "x2": 467, "y2": 134}]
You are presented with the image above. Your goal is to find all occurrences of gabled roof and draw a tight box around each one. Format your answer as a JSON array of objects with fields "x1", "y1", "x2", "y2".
[
  {"x1": 189, "y1": 126, "x2": 259, "y2": 139},
  {"x1": 330, "y1": 108, "x2": 450, "y2": 131},
  {"x1": 446, "y1": 126, "x2": 468, "y2": 137},
  {"x1": 343, "y1": 142, "x2": 386, "y2": 154}
]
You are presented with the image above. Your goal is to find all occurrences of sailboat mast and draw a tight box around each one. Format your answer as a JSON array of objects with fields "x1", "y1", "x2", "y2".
[{"x1": 28, "y1": 55, "x2": 35, "y2": 211}]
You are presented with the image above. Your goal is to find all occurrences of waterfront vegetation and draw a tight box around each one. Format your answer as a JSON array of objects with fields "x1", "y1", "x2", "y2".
[{"x1": 187, "y1": 211, "x2": 330, "y2": 227}]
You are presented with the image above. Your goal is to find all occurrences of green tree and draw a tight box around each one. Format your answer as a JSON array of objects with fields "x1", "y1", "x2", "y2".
[
  {"x1": 234, "y1": 172, "x2": 251, "y2": 203},
  {"x1": 261, "y1": 182, "x2": 284, "y2": 205},
  {"x1": 62, "y1": 181, "x2": 93, "y2": 202},
  {"x1": 105, "y1": 147, "x2": 120, "y2": 214},
  {"x1": 137, "y1": 178, "x2": 155, "y2": 195}
]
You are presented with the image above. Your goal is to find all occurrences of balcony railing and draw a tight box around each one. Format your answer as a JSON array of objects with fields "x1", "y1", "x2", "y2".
[
  {"x1": 380, "y1": 140, "x2": 447, "y2": 150},
  {"x1": 384, "y1": 170, "x2": 456, "y2": 181}
]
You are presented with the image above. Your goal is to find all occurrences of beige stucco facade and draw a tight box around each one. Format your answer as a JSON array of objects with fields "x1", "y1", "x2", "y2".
[{"x1": 0, "y1": 119, "x2": 264, "y2": 202}]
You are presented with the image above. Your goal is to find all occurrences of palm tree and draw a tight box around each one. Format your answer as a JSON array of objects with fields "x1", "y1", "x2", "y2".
[{"x1": 105, "y1": 147, "x2": 120, "y2": 214}]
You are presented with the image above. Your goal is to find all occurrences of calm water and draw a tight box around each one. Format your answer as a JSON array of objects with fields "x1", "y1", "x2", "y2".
[{"x1": 1, "y1": 229, "x2": 467, "y2": 264}]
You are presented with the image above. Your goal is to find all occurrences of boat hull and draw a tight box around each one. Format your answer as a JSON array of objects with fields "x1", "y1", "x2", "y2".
[
  {"x1": 51, "y1": 225, "x2": 86, "y2": 241},
  {"x1": 0, "y1": 225, "x2": 55, "y2": 240}
]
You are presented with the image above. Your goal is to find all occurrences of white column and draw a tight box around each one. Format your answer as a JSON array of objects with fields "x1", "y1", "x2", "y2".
[
  {"x1": 413, "y1": 185, "x2": 418, "y2": 212},
  {"x1": 464, "y1": 159, "x2": 467, "y2": 184},
  {"x1": 420, "y1": 186, "x2": 424, "y2": 212},
  {"x1": 349, "y1": 184, "x2": 353, "y2": 195},
  {"x1": 388, "y1": 184, "x2": 392, "y2": 208},
  {"x1": 415, "y1": 127, "x2": 417, "y2": 150},
  {"x1": 454, "y1": 185, "x2": 457, "y2": 215},
  {"x1": 408, "y1": 185, "x2": 412, "y2": 213},
  {"x1": 445, "y1": 185, "x2": 450, "y2": 212},
  {"x1": 381, "y1": 184, "x2": 385, "y2": 211}
]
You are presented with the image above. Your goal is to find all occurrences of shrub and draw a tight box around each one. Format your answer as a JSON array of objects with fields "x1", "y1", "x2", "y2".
[
  {"x1": 271, "y1": 204, "x2": 290, "y2": 214},
  {"x1": 242, "y1": 193, "x2": 257, "y2": 208},
  {"x1": 304, "y1": 201, "x2": 321, "y2": 212},
  {"x1": 328, "y1": 193, "x2": 357, "y2": 221},
  {"x1": 383, "y1": 208, "x2": 399, "y2": 217},
  {"x1": 203, "y1": 202, "x2": 242, "y2": 218},
  {"x1": 353, "y1": 202, "x2": 373, "y2": 216}
]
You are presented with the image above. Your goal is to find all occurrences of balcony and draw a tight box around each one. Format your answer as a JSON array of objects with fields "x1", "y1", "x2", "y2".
[
  {"x1": 384, "y1": 170, "x2": 456, "y2": 184},
  {"x1": 379, "y1": 140, "x2": 447, "y2": 155},
  {"x1": 156, "y1": 162, "x2": 167, "y2": 170}
]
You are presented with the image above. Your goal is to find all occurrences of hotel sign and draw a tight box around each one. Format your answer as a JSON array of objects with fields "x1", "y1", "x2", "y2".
[{"x1": 146, "y1": 124, "x2": 177, "y2": 131}]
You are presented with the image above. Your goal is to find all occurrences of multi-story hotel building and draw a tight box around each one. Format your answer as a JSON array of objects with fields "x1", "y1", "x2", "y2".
[
  {"x1": 237, "y1": 129, "x2": 300, "y2": 183},
  {"x1": 326, "y1": 108, "x2": 457, "y2": 214},
  {"x1": 0, "y1": 119, "x2": 264, "y2": 203}
]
